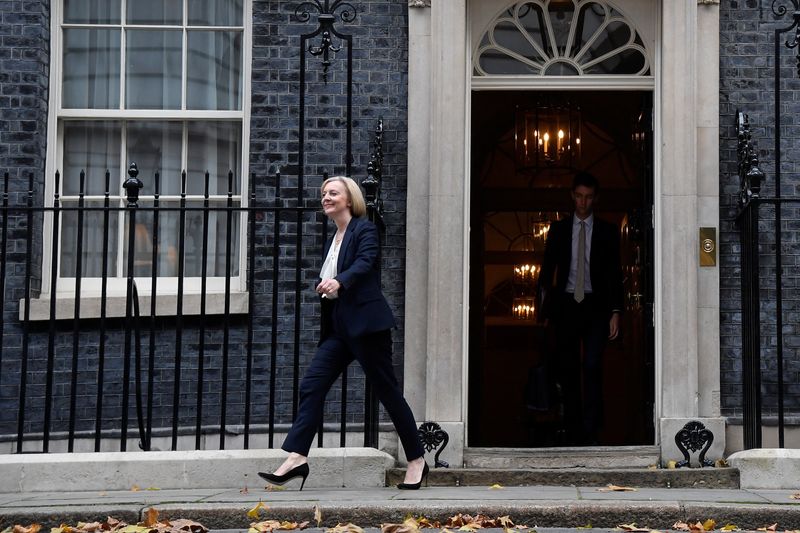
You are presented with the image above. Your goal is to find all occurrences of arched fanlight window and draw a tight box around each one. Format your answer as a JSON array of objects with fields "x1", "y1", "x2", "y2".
[{"x1": 474, "y1": 0, "x2": 650, "y2": 76}]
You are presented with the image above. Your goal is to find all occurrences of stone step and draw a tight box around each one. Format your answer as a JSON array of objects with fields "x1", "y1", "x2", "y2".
[
  {"x1": 463, "y1": 445, "x2": 661, "y2": 469},
  {"x1": 385, "y1": 466, "x2": 740, "y2": 489}
]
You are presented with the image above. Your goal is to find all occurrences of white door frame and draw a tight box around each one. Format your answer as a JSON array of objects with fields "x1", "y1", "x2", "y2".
[{"x1": 403, "y1": 0, "x2": 723, "y2": 465}]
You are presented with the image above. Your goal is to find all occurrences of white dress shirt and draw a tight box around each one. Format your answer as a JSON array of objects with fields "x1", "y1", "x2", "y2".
[
  {"x1": 319, "y1": 236, "x2": 341, "y2": 299},
  {"x1": 566, "y1": 213, "x2": 593, "y2": 294}
]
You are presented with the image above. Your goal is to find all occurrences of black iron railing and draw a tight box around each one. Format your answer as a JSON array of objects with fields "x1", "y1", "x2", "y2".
[
  {"x1": 735, "y1": 1, "x2": 800, "y2": 450},
  {"x1": 0, "y1": 120, "x2": 387, "y2": 453}
]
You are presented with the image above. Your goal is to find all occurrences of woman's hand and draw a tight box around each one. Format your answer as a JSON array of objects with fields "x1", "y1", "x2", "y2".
[{"x1": 316, "y1": 278, "x2": 341, "y2": 297}]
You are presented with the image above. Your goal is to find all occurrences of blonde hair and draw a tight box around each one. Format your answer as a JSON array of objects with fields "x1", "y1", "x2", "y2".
[{"x1": 320, "y1": 176, "x2": 367, "y2": 218}]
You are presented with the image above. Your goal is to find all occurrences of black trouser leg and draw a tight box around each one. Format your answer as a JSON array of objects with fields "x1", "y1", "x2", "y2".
[
  {"x1": 349, "y1": 329, "x2": 424, "y2": 461},
  {"x1": 282, "y1": 336, "x2": 351, "y2": 456}
]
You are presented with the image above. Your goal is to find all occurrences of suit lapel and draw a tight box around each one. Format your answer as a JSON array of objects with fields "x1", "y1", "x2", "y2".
[{"x1": 337, "y1": 217, "x2": 358, "y2": 274}]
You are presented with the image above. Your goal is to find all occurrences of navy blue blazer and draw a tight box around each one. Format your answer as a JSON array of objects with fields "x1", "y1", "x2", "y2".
[
  {"x1": 538, "y1": 214, "x2": 624, "y2": 320},
  {"x1": 318, "y1": 216, "x2": 396, "y2": 342}
]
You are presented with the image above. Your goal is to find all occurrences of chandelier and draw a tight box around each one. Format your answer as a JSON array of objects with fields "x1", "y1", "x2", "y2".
[{"x1": 515, "y1": 103, "x2": 582, "y2": 172}]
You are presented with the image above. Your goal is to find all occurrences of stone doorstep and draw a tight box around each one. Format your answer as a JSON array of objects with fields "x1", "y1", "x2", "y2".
[
  {"x1": 0, "y1": 448, "x2": 394, "y2": 493},
  {"x1": 385, "y1": 467, "x2": 741, "y2": 489}
]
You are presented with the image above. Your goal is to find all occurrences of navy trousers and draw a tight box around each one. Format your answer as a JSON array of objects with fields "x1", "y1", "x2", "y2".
[
  {"x1": 552, "y1": 292, "x2": 608, "y2": 445},
  {"x1": 282, "y1": 320, "x2": 424, "y2": 461}
]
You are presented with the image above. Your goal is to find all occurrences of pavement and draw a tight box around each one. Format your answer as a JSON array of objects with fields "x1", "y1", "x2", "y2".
[{"x1": 2, "y1": 484, "x2": 800, "y2": 531}]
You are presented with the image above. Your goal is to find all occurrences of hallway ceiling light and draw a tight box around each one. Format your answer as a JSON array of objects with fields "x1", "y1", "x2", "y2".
[{"x1": 515, "y1": 103, "x2": 582, "y2": 172}]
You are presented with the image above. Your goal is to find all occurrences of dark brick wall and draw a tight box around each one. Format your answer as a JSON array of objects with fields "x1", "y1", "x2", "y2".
[
  {"x1": 720, "y1": 1, "x2": 800, "y2": 420},
  {"x1": 0, "y1": 0, "x2": 410, "y2": 447}
]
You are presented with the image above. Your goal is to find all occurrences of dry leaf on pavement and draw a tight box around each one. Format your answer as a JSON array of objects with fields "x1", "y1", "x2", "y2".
[
  {"x1": 166, "y1": 518, "x2": 208, "y2": 533},
  {"x1": 381, "y1": 518, "x2": 421, "y2": 533},
  {"x1": 673, "y1": 521, "x2": 691, "y2": 531},
  {"x1": 326, "y1": 524, "x2": 364, "y2": 533},
  {"x1": 597, "y1": 484, "x2": 637, "y2": 492},
  {"x1": 756, "y1": 525, "x2": 777, "y2": 532},
  {"x1": 144, "y1": 509, "x2": 159, "y2": 528},
  {"x1": 314, "y1": 506, "x2": 323, "y2": 527},
  {"x1": 790, "y1": 493, "x2": 800, "y2": 500},
  {"x1": 702, "y1": 519, "x2": 717, "y2": 531},
  {"x1": 12, "y1": 525, "x2": 41, "y2": 533},
  {"x1": 247, "y1": 502, "x2": 269, "y2": 519},
  {"x1": 488, "y1": 484, "x2": 503, "y2": 490},
  {"x1": 720, "y1": 525, "x2": 739, "y2": 531}
]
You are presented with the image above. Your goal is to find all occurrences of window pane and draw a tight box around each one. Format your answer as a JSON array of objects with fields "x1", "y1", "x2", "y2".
[
  {"x1": 126, "y1": 121, "x2": 183, "y2": 195},
  {"x1": 63, "y1": 121, "x2": 121, "y2": 196},
  {"x1": 188, "y1": 0, "x2": 243, "y2": 26},
  {"x1": 126, "y1": 30, "x2": 182, "y2": 110},
  {"x1": 123, "y1": 201, "x2": 240, "y2": 278},
  {"x1": 122, "y1": 204, "x2": 177, "y2": 278},
  {"x1": 63, "y1": 29, "x2": 121, "y2": 109},
  {"x1": 64, "y1": 0, "x2": 121, "y2": 24},
  {"x1": 187, "y1": 31, "x2": 242, "y2": 110},
  {"x1": 127, "y1": 0, "x2": 182, "y2": 25},
  {"x1": 61, "y1": 200, "x2": 119, "y2": 278},
  {"x1": 187, "y1": 121, "x2": 242, "y2": 195}
]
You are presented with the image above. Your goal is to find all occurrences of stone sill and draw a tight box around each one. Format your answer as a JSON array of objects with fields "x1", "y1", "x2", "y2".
[{"x1": 19, "y1": 292, "x2": 249, "y2": 321}]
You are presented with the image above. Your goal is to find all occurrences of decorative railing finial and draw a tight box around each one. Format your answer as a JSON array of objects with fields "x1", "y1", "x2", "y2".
[
  {"x1": 295, "y1": 1, "x2": 358, "y2": 83},
  {"x1": 123, "y1": 162, "x2": 143, "y2": 207},
  {"x1": 737, "y1": 112, "x2": 765, "y2": 208}
]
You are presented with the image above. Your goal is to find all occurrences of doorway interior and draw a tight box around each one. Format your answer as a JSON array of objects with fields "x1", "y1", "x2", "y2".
[{"x1": 467, "y1": 89, "x2": 655, "y2": 448}]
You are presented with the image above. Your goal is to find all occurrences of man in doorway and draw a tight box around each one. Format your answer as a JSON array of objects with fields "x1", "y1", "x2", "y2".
[{"x1": 538, "y1": 172, "x2": 624, "y2": 446}]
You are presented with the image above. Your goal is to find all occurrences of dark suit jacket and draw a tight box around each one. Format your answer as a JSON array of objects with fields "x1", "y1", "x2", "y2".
[
  {"x1": 319, "y1": 216, "x2": 395, "y2": 342},
  {"x1": 538, "y1": 214, "x2": 624, "y2": 320}
]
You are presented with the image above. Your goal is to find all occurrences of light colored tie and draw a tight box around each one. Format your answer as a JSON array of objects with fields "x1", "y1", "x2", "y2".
[{"x1": 575, "y1": 221, "x2": 585, "y2": 303}]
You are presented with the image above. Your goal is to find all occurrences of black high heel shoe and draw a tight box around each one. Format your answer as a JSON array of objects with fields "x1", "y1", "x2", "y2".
[
  {"x1": 397, "y1": 462, "x2": 429, "y2": 490},
  {"x1": 258, "y1": 463, "x2": 310, "y2": 491}
]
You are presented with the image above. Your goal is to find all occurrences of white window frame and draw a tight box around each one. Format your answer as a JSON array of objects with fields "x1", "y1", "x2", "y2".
[{"x1": 43, "y1": 0, "x2": 253, "y2": 299}]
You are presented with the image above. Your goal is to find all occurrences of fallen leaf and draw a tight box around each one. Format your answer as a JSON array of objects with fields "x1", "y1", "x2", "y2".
[
  {"x1": 720, "y1": 525, "x2": 739, "y2": 531},
  {"x1": 618, "y1": 524, "x2": 650, "y2": 532},
  {"x1": 790, "y1": 493, "x2": 800, "y2": 500},
  {"x1": 666, "y1": 461, "x2": 677, "y2": 469},
  {"x1": 314, "y1": 506, "x2": 322, "y2": 527},
  {"x1": 248, "y1": 502, "x2": 269, "y2": 520},
  {"x1": 144, "y1": 509, "x2": 159, "y2": 528},
  {"x1": 488, "y1": 484, "x2": 503, "y2": 490},
  {"x1": 702, "y1": 519, "x2": 717, "y2": 531},
  {"x1": 250, "y1": 521, "x2": 282, "y2": 533},
  {"x1": 715, "y1": 459, "x2": 729, "y2": 468},
  {"x1": 167, "y1": 519, "x2": 208, "y2": 533},
  {"x1": 689, "y1": 522, "x2": 705, "y2": 532},
  {"x1": 130, "y1": 485, "x2": 141, "y2": 492},
  {"x1": 673, "y1": 522, "x2": 691, "y2": 531},
  {"x1": 756, "y1": 525, "x2": 777, "y2": 532},
  {"x1": 265, "y1": 485, "x2": 285, "y2": 492},
  {"x1": 598, "y1": 484, "x2": 637, "y2": 492},
  {"x1": 381, "y1": 518, "x2": 421, "y2": 533},
  {"x1": 417, "y1": 517, "x2": 440, "y2": 529},
  {"x1": 116, "y1": 526, "x2": 149, "y2": 533},
  {"x1": 326, "y1": 524, "x2": 364, "y2": 533},
  {"x1": 576, "y1": 524, "x2": 592, "y2": 529},
  {"x1": 145, "y1": 487, "x2": 160, "y2": 491},
  {"x1": 77, "y1": 523, "x2": 102, "y2": 532}
]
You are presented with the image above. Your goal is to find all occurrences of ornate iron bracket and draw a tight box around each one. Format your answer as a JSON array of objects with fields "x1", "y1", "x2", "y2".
[
  {"x1": 362, "y1": 118, "x2": 385, "y2": 228},
  {"x1": 736, "y1": 111, "x2": 765, "y2": 209},
  {"x1": 674, "y1": 421, "x2": 714, "y2": 468},
  {"x1": 295, "y1": 1, "x2": 357, "y2": 83},
  {"x1": 772, "y1": 0, "x2": 800, "y2": 76},
  {"x1": 418, "y1": 421, "x2": 450, "y2": 468}
]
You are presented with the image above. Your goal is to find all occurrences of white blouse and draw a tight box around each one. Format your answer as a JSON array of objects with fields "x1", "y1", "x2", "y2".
[{"x1": 319, "y1": 236, "x2": 342, "y2": 299}]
